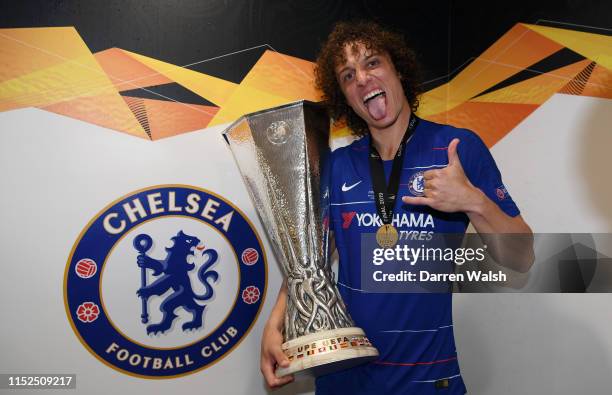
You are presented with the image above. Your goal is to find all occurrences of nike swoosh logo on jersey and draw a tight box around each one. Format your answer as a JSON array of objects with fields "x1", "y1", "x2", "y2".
[{"x1": 341, "y1": 181, "x2": 362, "y2": 192}]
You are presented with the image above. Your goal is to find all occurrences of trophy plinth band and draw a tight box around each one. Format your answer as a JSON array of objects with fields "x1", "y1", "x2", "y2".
[{"x1": 276, "y1": 327, "x2": 379, "y2": 377}]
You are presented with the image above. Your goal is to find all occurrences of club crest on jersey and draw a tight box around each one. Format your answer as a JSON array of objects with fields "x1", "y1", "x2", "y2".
[
  {"x1": 408, "y1": 171, "x2": 425, "y2": 197},
  {"x1": 64, "y1": 185, "x2": 266, "y2": 378}
]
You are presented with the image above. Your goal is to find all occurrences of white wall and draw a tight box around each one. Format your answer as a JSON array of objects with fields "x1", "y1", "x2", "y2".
[
  {"x1": 456, "y1": 94, "x2": 612, "y2": 395},
  {"x1": 0, "y1": 108, "x2": 311, "y2": 394}
]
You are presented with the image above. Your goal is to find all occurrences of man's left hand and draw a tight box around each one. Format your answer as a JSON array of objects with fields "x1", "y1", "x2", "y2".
[{"x1": 402, "y1": 138, "x2": 483, "y2": 213}]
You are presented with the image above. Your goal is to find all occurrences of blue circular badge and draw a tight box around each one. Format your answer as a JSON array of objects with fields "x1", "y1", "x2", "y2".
[
  {"x1": 408, "y1": 171, "x2": 425, "y2": 197},
  {"x1": 64, "y1": 185, "x2": 267, "y2": 378}
]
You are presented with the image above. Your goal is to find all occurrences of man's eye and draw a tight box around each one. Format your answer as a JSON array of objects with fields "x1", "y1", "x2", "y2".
[
  {"x1": 342, "y1": 72, "x2": 354, "y2": 82},
  {"x1": 368, "y1": 58, "x2": 380, "y2": 67}
]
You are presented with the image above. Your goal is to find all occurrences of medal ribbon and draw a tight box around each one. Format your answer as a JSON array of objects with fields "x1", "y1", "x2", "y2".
[{"x1": 368, "y1": 114, "x2": 419, "y2": 225}]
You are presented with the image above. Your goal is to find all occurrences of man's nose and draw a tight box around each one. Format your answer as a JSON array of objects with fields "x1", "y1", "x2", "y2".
[{"x1": 355, "y1": 68, "x2": 369, "y2": 86}]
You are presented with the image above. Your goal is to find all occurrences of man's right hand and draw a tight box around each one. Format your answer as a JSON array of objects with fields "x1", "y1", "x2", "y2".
[{"x1": 260, "y1": 321, "x2": 294, "y2": 388}]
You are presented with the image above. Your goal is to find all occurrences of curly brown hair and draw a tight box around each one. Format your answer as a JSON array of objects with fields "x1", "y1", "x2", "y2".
[{"x1": 314, "y1": 21, "x2": 422, "y2": 137}]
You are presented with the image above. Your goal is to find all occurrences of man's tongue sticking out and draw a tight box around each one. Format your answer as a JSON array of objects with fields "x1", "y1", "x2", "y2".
[{"x1": 366, "y1": 94, "x2": 386, "y2": 120}]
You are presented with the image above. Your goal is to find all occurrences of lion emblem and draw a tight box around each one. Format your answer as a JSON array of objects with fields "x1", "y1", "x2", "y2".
[{"x1": 134, "y1": 230, "x2": 219, "y2": 335}]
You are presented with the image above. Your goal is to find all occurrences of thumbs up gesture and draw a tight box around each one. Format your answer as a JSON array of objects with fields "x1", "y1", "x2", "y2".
[{"x1": 402, "y1": 138, "x2": 482, "y2": 213}]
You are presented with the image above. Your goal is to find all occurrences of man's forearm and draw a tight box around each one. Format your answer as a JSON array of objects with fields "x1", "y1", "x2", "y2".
[
  {"x1": 267, "y1": 278, "x2": 287, "y2": 331},
  {"x1": 466, "y1": 188, "x2": 534, "y2": 273}
]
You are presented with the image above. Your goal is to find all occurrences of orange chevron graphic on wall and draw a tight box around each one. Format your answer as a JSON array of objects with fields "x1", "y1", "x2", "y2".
[{"x1": 0, "y1": 24, "x2": 610, "y2": 145}]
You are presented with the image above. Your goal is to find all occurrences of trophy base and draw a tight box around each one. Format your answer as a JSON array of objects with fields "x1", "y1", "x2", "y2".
[{"x1": 275, "y1": 327, "x2": 379, "y2": 378}]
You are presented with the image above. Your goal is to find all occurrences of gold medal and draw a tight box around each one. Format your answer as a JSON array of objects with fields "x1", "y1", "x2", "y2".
[{"x1": 376, "y1": 224, "x2": 399, "y2": 248}]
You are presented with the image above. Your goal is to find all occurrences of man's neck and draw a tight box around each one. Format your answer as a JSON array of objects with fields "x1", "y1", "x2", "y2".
[{"x1": 369, "y1": 105, "x2": 412, "y2": 160}]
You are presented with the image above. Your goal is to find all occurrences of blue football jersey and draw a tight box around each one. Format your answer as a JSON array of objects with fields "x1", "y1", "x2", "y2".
[{"x1": 316, "y1": 118, "x2": 519, "y2": 395}]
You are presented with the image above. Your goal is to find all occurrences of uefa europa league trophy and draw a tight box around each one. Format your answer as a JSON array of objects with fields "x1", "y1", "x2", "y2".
[{"x1": 223, "y1": 101, "x2": 378, "y2": 377}]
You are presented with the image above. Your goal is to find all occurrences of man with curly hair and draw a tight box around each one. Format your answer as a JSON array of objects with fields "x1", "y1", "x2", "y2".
[{"x1": 261, "y1": 21, "x2": 532, "y2": 394}]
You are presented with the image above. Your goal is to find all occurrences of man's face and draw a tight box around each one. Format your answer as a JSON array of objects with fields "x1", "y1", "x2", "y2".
[{"x1": 334, "y1": 42, "x2": 409, "y2": 132}]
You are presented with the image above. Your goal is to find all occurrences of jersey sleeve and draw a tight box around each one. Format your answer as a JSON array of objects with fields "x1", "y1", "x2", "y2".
[
  {"x1": 459, "y1": 131, "x2": 520, "y2": 217},
  {"x1": 326, "y1": 147, "x2": 350, "y2": 252}
]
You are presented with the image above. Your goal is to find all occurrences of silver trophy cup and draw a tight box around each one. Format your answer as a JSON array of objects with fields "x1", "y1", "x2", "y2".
[{"x1": 223, "y1": 101, "x2": 378, "y2": 377}]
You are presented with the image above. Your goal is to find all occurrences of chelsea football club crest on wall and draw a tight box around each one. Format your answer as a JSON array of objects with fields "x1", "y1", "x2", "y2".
[{"x1": 64, "y1": 185, "x2": 267, "y2": 378}]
